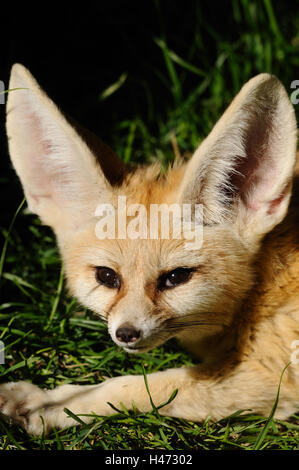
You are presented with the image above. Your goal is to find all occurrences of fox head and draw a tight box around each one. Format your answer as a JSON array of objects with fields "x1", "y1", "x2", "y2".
[{"x1": 6, "y1": 64, "x2": 297, "y2": 354}]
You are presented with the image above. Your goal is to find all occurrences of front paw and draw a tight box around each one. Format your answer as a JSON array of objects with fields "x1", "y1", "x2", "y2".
[{"x1": 0, "y1": 381, "x2": 49, "y2": 435}]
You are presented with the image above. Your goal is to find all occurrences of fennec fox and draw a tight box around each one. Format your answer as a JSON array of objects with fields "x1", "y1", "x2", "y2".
[{"x1": 0, "y1": 64, "x2": 298, "y2": 436}]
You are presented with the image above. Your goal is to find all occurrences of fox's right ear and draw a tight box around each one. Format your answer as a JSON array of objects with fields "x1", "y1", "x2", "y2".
[
  {"x1": 6, "y1": 64, "x2": 116, "y2": 230},
  {"x1": 179, "y1": 74, "x2": 297, "y2": 243}
]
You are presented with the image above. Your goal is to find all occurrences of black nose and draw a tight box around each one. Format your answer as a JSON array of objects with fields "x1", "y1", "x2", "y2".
[{"x1": 116, "y1": 325, "x2": 141, "y2": 343}]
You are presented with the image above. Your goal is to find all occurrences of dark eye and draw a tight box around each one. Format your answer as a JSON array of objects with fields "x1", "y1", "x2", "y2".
[
  {"x1": 95, "y1": 267, "x2": 121, "y2": 289},
  {"x1": 158, "y1": 267, "x2": 194, "y2": 290}
]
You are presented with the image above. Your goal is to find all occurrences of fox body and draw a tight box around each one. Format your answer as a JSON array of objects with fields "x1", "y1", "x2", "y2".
[{"x1": 0, "y1": 64, "x2": 298, "y2": 435}]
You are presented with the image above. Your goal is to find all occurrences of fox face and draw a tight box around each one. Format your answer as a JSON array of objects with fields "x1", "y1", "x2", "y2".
[
  {"x1": 62, "y1": 209, "x2": 252, "y2": 354},
  {"x1": 6, "y1": 65, "x2": 297, "y2": 358}
]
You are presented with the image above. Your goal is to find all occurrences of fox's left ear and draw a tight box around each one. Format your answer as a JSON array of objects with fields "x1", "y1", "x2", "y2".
[{"x1": 179, "y1": 74, "x2": 297, "y2": 241}]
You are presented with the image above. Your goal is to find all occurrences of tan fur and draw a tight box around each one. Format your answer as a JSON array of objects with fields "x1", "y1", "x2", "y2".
[{"x1": 0, "y1": 64, "x2": 298, "y2": 435}]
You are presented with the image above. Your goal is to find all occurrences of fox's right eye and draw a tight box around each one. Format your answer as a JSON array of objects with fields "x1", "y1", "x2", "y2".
[
  {"x1": 158, "y1": 267, "x2": 194, "y2": 290},
  {"x1": 95, "y1": 267, "x2": 121, "y2": 289}
]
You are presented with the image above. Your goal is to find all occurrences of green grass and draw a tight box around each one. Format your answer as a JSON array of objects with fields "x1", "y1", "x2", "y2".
[{"x1": 1, "y1": 0, "x2": 299, "y2": 450}]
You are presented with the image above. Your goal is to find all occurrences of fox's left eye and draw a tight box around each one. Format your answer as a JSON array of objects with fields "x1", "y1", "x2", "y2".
[{"x1": 158, "y1": 268, "x2": 194, "y2": 290}]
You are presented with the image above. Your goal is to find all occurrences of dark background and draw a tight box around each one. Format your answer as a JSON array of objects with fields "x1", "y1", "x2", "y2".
[{"x1": 0, "y1": 0, "x2": 298, "y2": 225}]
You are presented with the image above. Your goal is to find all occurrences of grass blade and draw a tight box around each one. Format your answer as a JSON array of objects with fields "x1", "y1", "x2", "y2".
[
  {"x1": 253, "y1": 362, "x2": 291, "y2": 450},
  {"x1": 0, "y1": 198, "x2": 26, "y2": 282},
  {"x1": 99, "y1": 73, "x2": 127, "y2": 101}
]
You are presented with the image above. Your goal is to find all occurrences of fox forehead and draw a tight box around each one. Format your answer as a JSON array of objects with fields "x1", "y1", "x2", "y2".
[
  {"x1": 61, "y1": 218, "x2": 247, "y2": 288},
  {"x1": 62, "y1": 229, "x2": 200, "y2": 274},
  {"x1": 57, "y1": 162, "x2": 201, "y2": 270},
  {"x1": 115, "y1": 163, "x2": 187, "y2": 206}
]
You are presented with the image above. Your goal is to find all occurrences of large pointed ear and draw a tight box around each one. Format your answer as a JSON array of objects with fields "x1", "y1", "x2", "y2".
[
  {"x1": 179, "y1": 74, "x2": 297, "y2": 241},
  {"x1": 6, "y1": 64, "x2": 116, "y2": 230}
]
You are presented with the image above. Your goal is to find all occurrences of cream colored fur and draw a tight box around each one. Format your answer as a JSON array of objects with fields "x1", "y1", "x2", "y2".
[{"x1": 0, "y1": 64, "x2": 298, "y2": 435}]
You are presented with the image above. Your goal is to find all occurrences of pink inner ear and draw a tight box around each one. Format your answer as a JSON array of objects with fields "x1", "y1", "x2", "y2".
[
  {"x1": 266, "y1": 182, "x2": 290, "y2": 215},
  {"x1": 231, "y1": 151, "x2": 289, "y2": 216},
  {"x1": 23, "y1": 110, "x2": 62, "y2": 200},
  {"x1": 226, "y1": 104, "x2": 287, "y2": 214},
  {"x1": 29, "y1": 111, "x2": 54, "y2": 155},
  {"x1": 41, "y1": 139, "x2": 55, "y2": 154}
]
